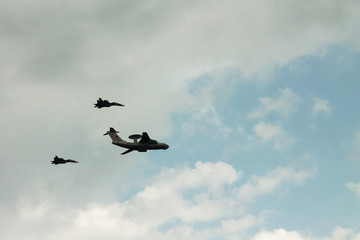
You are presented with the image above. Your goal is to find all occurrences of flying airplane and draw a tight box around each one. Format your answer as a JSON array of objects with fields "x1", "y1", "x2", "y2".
[
  {"x1": 94, "y1": 98, "x2": 124, "y2": 108},
  {"x1": 104, "y1": 127, "x2": 169, "y2": 155},
  {"x1": 51, "y1": 156, "x2": 78, "y2": 165}
]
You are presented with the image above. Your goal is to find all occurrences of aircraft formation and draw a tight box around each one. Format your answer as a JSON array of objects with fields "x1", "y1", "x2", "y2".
[{"x1": 53, "y1": 98, "x2": 169, "y2": 165}]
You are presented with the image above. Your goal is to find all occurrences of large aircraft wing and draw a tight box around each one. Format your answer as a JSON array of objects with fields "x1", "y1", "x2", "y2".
[
  {"x1": 139, "y1": 132, "x2": 157, "y2": 144},
  {"x1": 139, "y1": 132, "x2": 151, "y2": 143}
]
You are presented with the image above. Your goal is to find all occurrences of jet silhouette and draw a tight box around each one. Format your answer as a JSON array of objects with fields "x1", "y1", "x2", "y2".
[
  {"x1": 94, "y1": 98, "x2": 124, "y2": 108},
  {"x1": 51, "y1": 156, "x2": 78, "y2": 165},
  {"x1": 104, "y1": 127, "x2": 169, "y2": 155}
]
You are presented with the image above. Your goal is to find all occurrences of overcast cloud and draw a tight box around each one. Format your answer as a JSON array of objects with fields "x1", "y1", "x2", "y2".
[{"x1": 1, "y1": 0, "x2": 360, "y2": 239}]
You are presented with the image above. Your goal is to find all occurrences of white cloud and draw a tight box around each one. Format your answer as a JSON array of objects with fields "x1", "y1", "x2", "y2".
[
  {"x1": 347, "y1": 130, "x2": 360, "y2": 163},
  {"x1": 237, "y1": 165, "x2": 315, "y2": 202},
  {"x1": 0, "y1": 161, "x2": 316, "y2": 240},
  {"x1": 248, "y1": 88, "x2": 301, "y2": 119},
  {"x1": 253, "y1": 122, "x2": 295, "y2": 150},
  {"x1": 312, "y1": 98, "x2": 333, "y2": 117},
  {"x1": 325, "y1": 226, "x2": 360, "y2": 240},
  {"x1": 252, "y1": 226, "x2": 360, "y2": 240},
  {"x1": 196, "y1": 106, "x2": 223, "y2": 127},
  {"x1": 346, "y1": 182, "x2": 360, "y2": 196},
  {"x1": 220, "y1": 214, "x2": 264, "y2": 235},
  {"x1": 253, "y1": 228, "x2": 309, "y2": 240},
  {"x1": 247, "y1": 89, "x2": 300, "y2": 151},
  {"x1": 182, "y1": 105, "x2": 233, "y2": 138},
  {"x1": 254, "y1": 122, "x2": 283, "y2": 142}
]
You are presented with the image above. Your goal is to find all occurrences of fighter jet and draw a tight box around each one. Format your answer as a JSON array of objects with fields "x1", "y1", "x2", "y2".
[
  {"x1": 104, "y1": 127, "x2": 169, "y2": 155},
  {"x1": 51, "y1": 156, "x2": 78, "y2": 165},
  {"x1": 94, "y1": 98, "x2": 124, "y2": 108}
]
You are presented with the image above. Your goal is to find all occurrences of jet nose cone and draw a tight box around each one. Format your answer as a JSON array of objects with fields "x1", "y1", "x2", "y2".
[{"x1": 164, "y1": 144, "x2": 169, "y2": 149}]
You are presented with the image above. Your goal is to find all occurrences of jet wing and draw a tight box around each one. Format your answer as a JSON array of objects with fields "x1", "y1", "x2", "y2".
[{"x1": 66, "y1": 159, "x2": 78, "y2": 163}]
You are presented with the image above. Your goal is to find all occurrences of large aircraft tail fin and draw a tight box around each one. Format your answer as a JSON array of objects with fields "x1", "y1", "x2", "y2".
[{"x1": 104, "y1": 127, "x2": 124, "y2": 142}]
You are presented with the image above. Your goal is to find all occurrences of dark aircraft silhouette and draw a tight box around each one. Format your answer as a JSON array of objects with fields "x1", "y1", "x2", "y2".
[
  {"x1": 51, "y1": 156, "x2": 78, "y2": 165},
  {"x1": 104, "y1": 127, "x2": 169, "y2": 155},
  {"x1": 94, "y1": 98, "x2": 124, "y2": 108}
]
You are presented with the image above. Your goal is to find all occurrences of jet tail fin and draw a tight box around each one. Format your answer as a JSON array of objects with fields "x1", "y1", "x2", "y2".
[{"x1": 104, "y1": 127, "x2": 124, "y2": 142}]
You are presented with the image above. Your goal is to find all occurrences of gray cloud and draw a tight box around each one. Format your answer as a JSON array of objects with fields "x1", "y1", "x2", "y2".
[
  {"x1": 1, "y1": 0, "x2": 360, "y2": 84},
  {"x1": 1, "y1": 0, "x2": 360, "y2": 239}
]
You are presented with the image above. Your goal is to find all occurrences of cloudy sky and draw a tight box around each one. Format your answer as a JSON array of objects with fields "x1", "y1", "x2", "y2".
[{"x1": 1, "y1": 0, "x2": 360, "y2": 239}]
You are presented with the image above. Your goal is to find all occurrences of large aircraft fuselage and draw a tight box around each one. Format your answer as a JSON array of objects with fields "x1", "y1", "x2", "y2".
[{"x1": 112, "y1": 140, "x2": 169, "y2": 152}]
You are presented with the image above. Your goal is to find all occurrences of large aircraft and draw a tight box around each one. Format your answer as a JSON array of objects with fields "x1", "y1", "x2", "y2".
[
  {"x1": 104, "y1": 127, "x2": 169, "y2": 155},
  {"x1": 94, "y1": 98, "x2": 124, "y2": 108},
  {"x1": 51, "y1": 156, "x2": 78, "y2": 165}
]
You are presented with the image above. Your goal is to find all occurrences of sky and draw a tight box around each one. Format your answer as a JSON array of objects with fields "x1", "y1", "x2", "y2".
[{"x1": 1, "y1": 0, "x2": 360, "y2": 239}]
